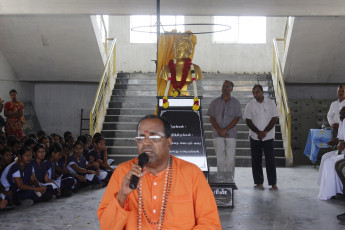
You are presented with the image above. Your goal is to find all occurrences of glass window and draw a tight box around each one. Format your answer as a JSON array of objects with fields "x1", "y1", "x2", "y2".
[
  {"x1": 213, "y1": 16, "x2": 266, "y2": 44},
  {"x1": 130, "y1": 15, "x2": 184, "y2": 43}
]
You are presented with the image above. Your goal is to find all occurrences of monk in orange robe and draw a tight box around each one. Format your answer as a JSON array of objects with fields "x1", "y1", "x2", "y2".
[{"x1": 97, "y1": 115, "x2": 221, "y2": 230}]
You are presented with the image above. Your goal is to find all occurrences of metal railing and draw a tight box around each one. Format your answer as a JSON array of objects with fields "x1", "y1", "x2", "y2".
[
  {"x1": 90, "y1": 38, "x2": 117, "y2": 135},
  {"x1": 273, "y1": 38, "x2": 292, "y2": 165}
]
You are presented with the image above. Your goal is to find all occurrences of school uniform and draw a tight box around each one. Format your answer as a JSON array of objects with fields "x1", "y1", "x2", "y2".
[
  {"x1": 67, "y1": 155, "x2": 101, "y2": 187},
  {"x1": 89, "y1": 149, "x2": 113, "y2": 181},
  {"x1": 51, "y1": 158, "x2": 74, "y2": 195},
  {"x1": 32, "y1": 160, "x2": 58, "y2": 196},
  {"x1": 6, "y1": 162, "x2": 40, "y2": 203}
]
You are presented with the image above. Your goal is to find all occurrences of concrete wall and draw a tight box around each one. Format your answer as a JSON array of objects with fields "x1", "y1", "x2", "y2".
[
  {"x1": 286, "y1": 84, "x2": 341, "y2": 99},
  {"x1": 0, "y1": 49, "x2": 35, "y2": 119},
  {"x1": 109, "y1": 16, "x2": 286, "y2": 73},
  {"x1": 34, "y1": 82, "x2": 98, "y2": 137}
]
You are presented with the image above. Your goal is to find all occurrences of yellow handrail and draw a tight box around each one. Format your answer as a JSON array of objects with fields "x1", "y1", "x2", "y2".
[
  {"x1": 272, "y1": 38, "x2": 292, "y2": 165},
  {"x1": 90, "y1": 38, "x2": 117, "y2": 135}
]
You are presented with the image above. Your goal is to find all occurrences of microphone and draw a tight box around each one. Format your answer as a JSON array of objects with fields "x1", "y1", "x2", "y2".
[{"x1": 129, "y1": 152, "x2": 149, "y2": 189}]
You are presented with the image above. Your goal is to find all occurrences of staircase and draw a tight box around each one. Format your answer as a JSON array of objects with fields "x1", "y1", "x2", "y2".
[{"x1": 102, "y1": 73, "x2": 286, "y2": 167}]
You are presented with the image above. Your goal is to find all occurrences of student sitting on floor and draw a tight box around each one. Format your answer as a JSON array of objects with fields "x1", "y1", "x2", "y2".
[
  {"x1": 54, "y1": 143, "x2": 75, "y2": 196},
  {"x1": 38, "y1": 136, "x2": 50, "y2": 153},
  {"x1": 90, "y1": 136, "x2": 115, "y2": 171},
  {"x1": 67, "y1": 141, "x2": 103, "y2": 191},
  {"x1": 32, "y1": 144, "x2": 58, "y2": 199},
  {"x1": 24, "y1": 137, "x2": 37, "y2": 150},
  {"x1": 0, "y1": 147, "x2": 13, "y2": 175},
  {"x1": 6, "y1": 145, "x2": 52, "y2": 205},
  {"x1": 44, "y1": 143, "x2": 74, "y2": 197}
]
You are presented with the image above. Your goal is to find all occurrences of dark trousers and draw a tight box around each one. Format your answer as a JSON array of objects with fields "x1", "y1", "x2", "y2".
[
  {"x1": 335, "y1": 158, "x2": 345, "y2": 194},
  {"x1": 250, "y1": 138, "x2": 277, "y2": 185},
  {"x1": 60, "y1": 173, "x2": 75, "y2": 191},
  {"x1": 14, "y1": 190, "x2": 40, "y2": 203}
]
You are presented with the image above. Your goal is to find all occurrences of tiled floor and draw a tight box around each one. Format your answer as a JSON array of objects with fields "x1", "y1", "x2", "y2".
[{"x1": 1, "y1": 166, "x2": 344, "y2": 230}]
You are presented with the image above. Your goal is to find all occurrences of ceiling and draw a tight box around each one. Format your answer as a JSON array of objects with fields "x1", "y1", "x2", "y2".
[
  {"x1": 1, "y1": 0, "x2": 345, "y2": 16},
  {"x1": 0, "y1": 15, "x2": 104, "y2": 82},
  {"x1": 284, "y1": 17, "x2": 345, "y2": 83}
]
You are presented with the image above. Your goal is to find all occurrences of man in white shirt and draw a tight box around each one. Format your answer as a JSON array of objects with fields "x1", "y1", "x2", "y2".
[
  {"x1": 327, "y1": 85, "x2": 345, "y2": 138},
  {"x1": 243, "y1": 85, "x2": 280, "y2": 190}
]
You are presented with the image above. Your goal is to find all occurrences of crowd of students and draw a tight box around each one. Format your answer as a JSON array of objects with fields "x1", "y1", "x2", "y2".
[{"x1": 0, "y1": 130, "x2": 115, "y2": 211}]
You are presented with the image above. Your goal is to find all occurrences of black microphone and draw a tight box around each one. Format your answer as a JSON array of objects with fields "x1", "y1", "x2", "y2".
[{"x1": 129, "y1": 152, "x2": 149, "y2": 189}]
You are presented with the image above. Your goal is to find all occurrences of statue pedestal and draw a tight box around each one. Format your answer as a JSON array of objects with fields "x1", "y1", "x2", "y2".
[
  {"x1": 157, "y1": 96, "x2": 234, "y2": 207},
  {"x1": 157, "y1": 96, "x2": 208, "y2": 172}
]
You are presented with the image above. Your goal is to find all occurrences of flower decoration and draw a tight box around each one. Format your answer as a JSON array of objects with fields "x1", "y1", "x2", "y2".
[
  {"x1": 192, "y1": 97, "x2": 200, "y2": 111},
  {"x1": 163, "y1": 96, "x2": 169, "y2": 109}
]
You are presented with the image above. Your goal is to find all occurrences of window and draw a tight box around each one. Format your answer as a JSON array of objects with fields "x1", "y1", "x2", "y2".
[
  {"x1": 213, "y1": 16, "x2": 266, "y2": 44},
  {"x1": 130, "y1": 15, "x2": 184, "y2": 43}
]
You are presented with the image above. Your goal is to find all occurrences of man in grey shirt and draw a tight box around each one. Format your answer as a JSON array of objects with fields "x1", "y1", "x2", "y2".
[{"x1": 207, "y1": 80, "x2": 242, "y2": 187}]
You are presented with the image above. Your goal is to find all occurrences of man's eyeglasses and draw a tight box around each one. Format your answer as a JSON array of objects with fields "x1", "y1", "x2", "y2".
[{"x1": 134, "y1": 135, "x2": 166, "y2": 143}]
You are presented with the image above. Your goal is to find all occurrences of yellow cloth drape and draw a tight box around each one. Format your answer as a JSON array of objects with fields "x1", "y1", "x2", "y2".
[{"x1": 156, "y1": 31, "x2": 197, "y2": 96}]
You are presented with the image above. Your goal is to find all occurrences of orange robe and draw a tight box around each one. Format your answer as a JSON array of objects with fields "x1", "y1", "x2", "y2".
[{"x1": 97, "y1": 155, "x2": 221, "y2": 230}]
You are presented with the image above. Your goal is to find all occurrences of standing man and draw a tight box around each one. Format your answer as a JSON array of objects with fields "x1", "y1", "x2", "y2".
[
  {"x1": 327, "y1": 85, "x2": 345, "y2": 138},
  {"x1": 97, "y1": 115, "x2": 221, "y2": 230},
  {"x1": 243, "y1": 85, "x2": 279, "y2": 190},
  {"x1": 207, "y1": 80, "x2": 242, "y2": 187}
]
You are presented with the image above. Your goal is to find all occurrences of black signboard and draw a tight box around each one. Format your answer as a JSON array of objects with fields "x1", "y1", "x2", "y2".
[{"x1": 157, "y1": 96, "x2": 208, "y2": 172}]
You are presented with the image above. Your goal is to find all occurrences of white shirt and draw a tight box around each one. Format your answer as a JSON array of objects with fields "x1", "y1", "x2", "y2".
[
  {"x1": 338, "y1": 120, "x2": 345, "y2": 140},
  {"x1": 327, "y1": 99, "x2": 345, "y2": 126},
  {"x1": 243, "y1": 98, "x2": 280, "y2": 141}
]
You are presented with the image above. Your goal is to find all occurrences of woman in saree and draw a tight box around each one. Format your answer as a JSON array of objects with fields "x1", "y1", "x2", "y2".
[{"x1": 4, "y1": 89, "x2": 24, "y2": 139}]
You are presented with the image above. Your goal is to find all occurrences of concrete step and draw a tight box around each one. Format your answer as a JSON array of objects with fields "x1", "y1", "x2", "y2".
[
  {"x1": 116, "y1": 72, "x2": 271, "y2": 81},
  {"x1": 111, "y1": 89, "x2": 273, "y2": 98},
  {"x1": 114, "y1": 83, "x2": 271, "y2": 91}
]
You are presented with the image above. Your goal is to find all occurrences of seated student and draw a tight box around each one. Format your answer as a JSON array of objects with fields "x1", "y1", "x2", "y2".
[
  {"x1": 47, "y1": 136, "x2": 53, "y2": 149},
  {"x1": 0, "y1": 148, "x2": 13, "y2": 175},
  {"x1": 36, "y1": 130, "x2": 46, "y2": 140},
  {"x1": 67, "y1": 141, "x2": 103, "y2": 191},
  {"x1": 85, "y1": 134, "x2": 92, "y2": 150},
  {"x1": 44, "y1": 143, "x2": 73, "y2": 197},
  {"x1": 32, "y1": 144, "x2": 58, "y2": 198},
  {"x1": 90, "y1": 136, "x2": 115, "y2": 171},
  {"x1": 65, "y1": 135, "x2": 75, "y2": 149},
  {"x1": 50, "y1": 133, "x2": 59, "y2": 144},
  {"x1": 63, "y1": 131, "x2": 73, "y2": 143},
  {"x1": 7, "y1": 136, "x2": 20, "y2": 161},
  {"x1": 24, "y1": 137, "x2": 37, "y2": 149},
  {"x1": 318, "y1": 107, "x2": 345, "y2": 200},
  {"x1": 77, "y1": 135, "x2": 91, "y2": 161},
  {"x1": 38, "y1": 136, "x2": 50, "y2": 153},
  {"x1": 28, "y1": 133, "x2": 38, "y2": 142},
  {"x1": 54, "y1": 143, "x2": 75, "y2": 195},
  {"x1": 78, "y1": 135, "x2": 108, "y2": 182},
  {"x1": 89, "y1": 132, "x2": 103, "y2": 150},
  {"x1": 58, "y1": 135, "x2": 64, "y2": 144},
  {"x1": 4, "y1": 145, "x2": 52, "y2": 205}
]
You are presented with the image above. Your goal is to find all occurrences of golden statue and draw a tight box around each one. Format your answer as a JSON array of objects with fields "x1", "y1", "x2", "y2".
[{"x1": 159, "y1": 34, "x2": 203, "y2": 96}]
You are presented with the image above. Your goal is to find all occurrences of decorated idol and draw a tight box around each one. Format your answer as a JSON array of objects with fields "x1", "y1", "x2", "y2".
[{"x1": 159, "y1": 33, "x2": 203, "y2": 110}]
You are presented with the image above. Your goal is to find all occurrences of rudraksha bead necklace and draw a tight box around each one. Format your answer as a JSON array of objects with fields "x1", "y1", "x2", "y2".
[{"x1": 137, "y1": 156, "x2": 173, "y2": 230}]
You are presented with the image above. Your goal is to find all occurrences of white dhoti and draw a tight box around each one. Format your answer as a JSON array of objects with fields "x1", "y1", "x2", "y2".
[{"x1": 318, "y1": 151, "x2": 344, "y2": 200}]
